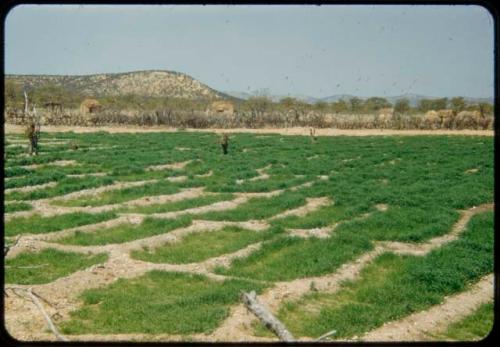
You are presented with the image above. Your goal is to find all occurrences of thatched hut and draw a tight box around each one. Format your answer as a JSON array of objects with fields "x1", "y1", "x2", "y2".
[
  {"x1": 424, "y1": 110, "x2": 441, "y2": 129},
  {"x1": 377, "y1": 108, "x2": 394, "y2": 128},
  {"x1": 207, "y1": 101, "x2": 234, "y2": 117},
  {"x1": 378, "y1": 107, "x2": 394, "y2": 116},
  {"x1": 437, "y1": 109, "x2": 456, "y2": 128},
  {"x1": 80, "y1": 98, "x2": 102, "y2": 114},
  {"x1": 455, "y1": 110, "x2": 483, "y2": 129}
]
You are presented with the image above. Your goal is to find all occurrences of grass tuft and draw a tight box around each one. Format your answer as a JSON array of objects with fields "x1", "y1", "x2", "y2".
[{"x1": 5, "y1": 249, "x2": 108, "y2": 284}]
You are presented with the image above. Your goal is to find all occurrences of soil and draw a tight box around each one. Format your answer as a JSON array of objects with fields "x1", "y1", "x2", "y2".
[
  {"x1": 146, "y1": 160, "x2": 192, "y2": 171},
  {"x1": 236, "y1": 165, "x2": 272, "y2": 185},
  {"x1": 3, "y1": 199, "x2": 495, "y2": 342},
  {"x1": 269, "y1": 197, "x2": 331, "y2": 220},
  {"x1": 66, "y1": 172, "x2": 108, "y2": 178},
  {"x1": 361, "y1": 274, "x2": 494, "y2": 341},
  {"x1": 5, "y1": 123, "x2": 494, "y2": 137},
  {"x1": 20, "y1": 160, "x2": 78, "y2": 170},
  {"x1": 5, "y1": 182, "x2": 58, "y2": 194}
]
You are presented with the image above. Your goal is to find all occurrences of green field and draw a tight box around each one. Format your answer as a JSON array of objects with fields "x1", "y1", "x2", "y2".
[{"x1": 4, "y1": 130, "x2": 494, "y2": 342}]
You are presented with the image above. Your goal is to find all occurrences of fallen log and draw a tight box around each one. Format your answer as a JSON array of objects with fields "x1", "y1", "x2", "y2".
[
  {"x1": 9, "y1": 287, "x2": 69, "y2": 342},
  {"x1": 316, "y1": 329, "x2": 337, "y2": 341},
  {"x1": 241, "y1": 290, "x2": 295, "y2": 342}
]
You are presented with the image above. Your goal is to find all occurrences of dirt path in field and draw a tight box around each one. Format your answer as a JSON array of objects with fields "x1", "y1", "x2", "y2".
[
  {"x1": 146, "y1": 160, "x2": 192, "y2": 171},
  {"x1": 118, "y1": 189, "x2": 282, "y2": 220},
  {"x1": 19, "y1": 160, "x2": 79, "y2": 170},
  {"x1": 5, "y1": 180, "x2": 316, "y2": 257},
  {"x1": 5, "y1": 179, "x2": 159, "y2": 220},
  {"x1": 6, "y1": 218, "x2": 269, "y2": 260},
  {"x1": 236, "y1": 165, "x2": 272, "y2": 185},
  {"x1": 4, "y1": 161, "x2": 494, "y2": 344},
  {"x1": 211, "y1": 246, "x2": 387, "y2": 342},
  {"x1": 269, "y1": 197, "x2": 331, "y2": 220},
  {"x1": 3, "y1": 178, "x2": 328, "y2": 342},
  {"x1": 269, "y1": 203, "x2": 492, "y2": 310},
  {"x1": 5, "y1": 182, "x2": 58, "y2": 194},
  {"x1": 5, "y1": 123, "x2": 494, "y2": 137},
  {"x1": 287, "y1": 203, "x2": 387, "y2": 239},
  {"x1": 210, "y1": 203, "x2": 494, "y2": 342},
  {"x1": 361, "y1": 273, "x2": 494, "y2": 341},
  {"x1": 4, "y1": 239, "x2": 268, "y2": 342},
  {"x1": 375, "y1": 203, "x2": 493, "y2": 256},
  {"x1": 66, "y1": 172, "x2": 108, "y2": 178}
]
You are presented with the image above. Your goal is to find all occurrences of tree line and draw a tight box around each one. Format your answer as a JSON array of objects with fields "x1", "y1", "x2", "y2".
[{"x1": 4, "y1": 80, "x2": 493, "y2": 116}]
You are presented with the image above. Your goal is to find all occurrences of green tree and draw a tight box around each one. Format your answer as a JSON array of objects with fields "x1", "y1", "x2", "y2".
[
  {"x1": 4, "y1": 80, "x2": 23, "y2": 108},
  {"x1": 246, "y1": 96, "x2": 273, "y2": 119},
  {"x1": 31, "y1": 83, "x2": 81, "y2": 108},
  {"x1": 478, "y1": 102, "x2": 493, "y2": 116},
  {"x1": 450, "y1": 97, "x2": 466, "y2": 113},
  {"x1": 278, "y1": 97, "x2": 310, "y2": 124},
  {"x1": 349, "y1": 97, "x2": 363, "y2": 113},
  {"x1": 362, "y1": 97, "x2": 391, "y2": 112},
  {"x1": 313, "y1": 101, "x2": 328, "y2": 113},
  {"x1": 331, "y1": 100, "x2": 348, "y2": 113},
  {"x1": 394, "y1": 98, "x2": 410, "y2": 114},
  {"x1": 418, "y1": 99, "x2": 435, "y2": 112},
  {"x1": 432, "y1": 98, "x2": 448, "y2": 110}
]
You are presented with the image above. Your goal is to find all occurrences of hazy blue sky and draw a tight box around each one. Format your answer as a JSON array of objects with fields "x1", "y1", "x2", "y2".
[{"x1": 5, "y1": 4, "x2": 494, "y2": 98}]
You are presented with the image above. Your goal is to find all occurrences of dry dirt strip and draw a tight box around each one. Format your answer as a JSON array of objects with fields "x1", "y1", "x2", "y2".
[
  {"x1": 4, "y1": 241, "x2": 268, "y2": 342},
  {"x1": 20, "y1": 200, "x2": 491, "y2": 342},
  {"x1": 208, "y1": 203, "x2": 494, "y2": 342},
  {"x1": 5, "y1": 182, "x2": 59, "y2": 195},
  {"x1": 236, "y1": 165, "x2": 272, "y2": 185},
  {"x1": 5, "y1": 179, "x2": 162, "y2": 220},
  {"x1": 20, "y1": 160, "x2": 79, "y2": 170},
  {"x1": 3, "y1": 186, "x2": 329, "y2": 341},
  {"x1": 6, "y1": 219, "x2": 270, "y2": 260},
  {"x1": 4, "y1": 186, "x2": 493, "y2": 343},
  {"x1": 5, "y1": 123, "x2": 494, "y2": 137},
  {"x1": 4, "y1": 185, "x2": 299, "y2": 249},
  {"x1": 360, "y1": 273, "x2": 494, "y2": 342},
  {"x1": 287, "y1": 203, "x2": 386, "y2": 239},
  {"x1": 6, "y1": 180, "x2": 319, "y2": 258}
]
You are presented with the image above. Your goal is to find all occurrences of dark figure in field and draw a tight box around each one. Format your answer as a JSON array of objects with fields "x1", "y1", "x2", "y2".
[
  {"x1": 220, "y1": 134, "x2": 229, "y2": 155},
  {"x1": 25, "y1": 121, "x2": 39, "y2": 156},
  {"x1": 310, "y1": 128, "x2": 317, "y2": 143}
]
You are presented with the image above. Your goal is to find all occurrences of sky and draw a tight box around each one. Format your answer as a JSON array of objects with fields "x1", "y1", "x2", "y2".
[{"x1": 4, "y1": 4, "x2": 494, "y2": 99}]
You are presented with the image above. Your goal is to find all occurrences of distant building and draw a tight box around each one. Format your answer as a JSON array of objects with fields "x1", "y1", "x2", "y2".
[{"x1": 80, "y1": 98, "x2": 102, "y2": 114}]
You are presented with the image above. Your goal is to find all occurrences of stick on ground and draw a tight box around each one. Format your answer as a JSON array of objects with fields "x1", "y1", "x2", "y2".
[
  {"x1": 241, "y1": 290, "x2": 295, "y2": 342},
  {"x1": 316, "y1": 329, "x2": 337, "y2": 341},
  {"x1": 14, "y1": 288, "x2": 69, "y2": 342}
]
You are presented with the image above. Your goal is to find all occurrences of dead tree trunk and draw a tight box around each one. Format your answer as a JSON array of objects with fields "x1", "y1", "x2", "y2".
[
  {"x1": 241, "y1": 290, "x2": 295, "y2": 342},
  {"x1": 24, "y1": 90, "x2": 29, "y2": 118}
]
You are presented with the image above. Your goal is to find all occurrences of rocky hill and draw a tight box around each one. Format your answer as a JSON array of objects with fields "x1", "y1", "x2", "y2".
[{"x1": 6, "y1": 70, "x2": 234, "y2": 100}]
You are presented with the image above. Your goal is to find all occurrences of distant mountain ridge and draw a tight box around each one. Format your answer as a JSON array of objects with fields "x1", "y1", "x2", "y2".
[
  {"x1": 225, "y1": 91, "x2": 493, "y2": 106},
  {"x1": 6, "y1": 70, "x2": 235, "y2": 101}
]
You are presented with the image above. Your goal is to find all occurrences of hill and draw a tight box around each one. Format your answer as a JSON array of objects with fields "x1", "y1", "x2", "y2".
[{"x1": 6, "y1": 70, "x2": 236, "y2": 101}]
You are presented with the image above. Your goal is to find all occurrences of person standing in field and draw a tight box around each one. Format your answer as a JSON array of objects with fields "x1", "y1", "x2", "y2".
[
  {"x1": 25, "y1": 120, "x2": 39, "y2": 156},
  {"x1": 220, "y1": 133, "x2": 229, "y2": 155}
]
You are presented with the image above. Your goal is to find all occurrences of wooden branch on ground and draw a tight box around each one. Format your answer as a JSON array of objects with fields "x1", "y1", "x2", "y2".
[
  {"x1": 8, "y1": 287, "x2": 69, "y2": 342},
  {"x1": 241, "y1": 290, "x2": 295, "y2": 342},
  {"x1": 4, "y1": 236, "x2": 21, "y2": 257},
  {"x1": 315, "y1": 329, "x2": 337, "y2": 341}
]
